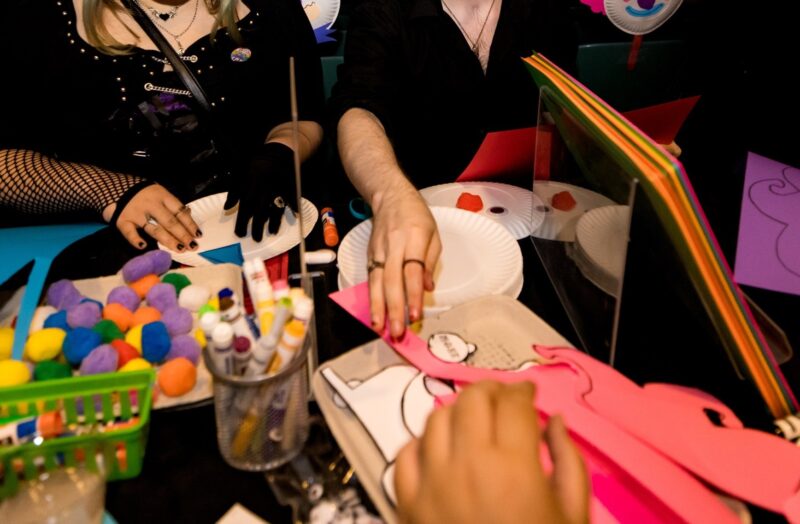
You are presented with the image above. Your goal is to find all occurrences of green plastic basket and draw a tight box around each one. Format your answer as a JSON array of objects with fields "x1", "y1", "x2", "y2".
[{"x1": 0, "y1": 370, "x2": 154, "y2": 499}]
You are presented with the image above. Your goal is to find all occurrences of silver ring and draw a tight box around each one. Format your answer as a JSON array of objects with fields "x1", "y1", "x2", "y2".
[{"x1": 367, "y1": 259, "x2": 385, "y2": 273}]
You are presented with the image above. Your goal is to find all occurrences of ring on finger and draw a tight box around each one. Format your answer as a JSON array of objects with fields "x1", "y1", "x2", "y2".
[
  {"x1": 174, "y1": 205, "x2": 191, "y2": 217},
  {"x1": 367, "y1": 259, "x2": 386, "y2": 273},
  {"x1": 402, "y1": 259, "x2": 425, "y2": 270}
]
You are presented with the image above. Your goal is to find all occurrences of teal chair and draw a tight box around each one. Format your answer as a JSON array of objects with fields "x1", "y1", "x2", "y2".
[
  {"x1": 321, "y1": 55, "x2": 344, "y2": 101},
  {"x1": 576, "y1": 40, "x2": 691, "y2": 111}
]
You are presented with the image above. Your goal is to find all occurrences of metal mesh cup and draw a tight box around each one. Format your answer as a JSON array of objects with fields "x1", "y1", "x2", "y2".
[{"x1": 203, "y1": 334, "x2": 311, "y2": 471}]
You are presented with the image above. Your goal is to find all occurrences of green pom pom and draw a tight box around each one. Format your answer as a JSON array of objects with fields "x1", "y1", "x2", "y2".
[
  {"x1": 197, "y1": 304, "x2": 217, "y2": 317},
  {"x1": 34, "y1": 360, "x2": 72, "y2": 381},
  {"x1": 92, "y1": 319, "x2": 124, "y2": 343},
  {"x1": 161, "y1": 273, "x2": 192, "y2": 294}
]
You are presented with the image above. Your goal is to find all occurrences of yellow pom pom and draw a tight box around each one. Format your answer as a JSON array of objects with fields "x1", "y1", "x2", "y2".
[
  {"x1": 208, "y1": 297, "x2": 219, "y2": 311},
  {"x1": 119, "y1": 358, "x2": 152, "y2": 372},
  {"x1": 193, "y1": 328, "x2": 207, "y2": 349},
  {"x1": 0, "y1": 327, "x2": 14, "y2": 361},
  {"x1": 0, "y1": 360, "x2": 31, "y2": 388},
  {"x1": 124, "y1": 324, "x2": 143, "y2": 353},
  {"x1": 24, "y1": 328, "x2": 67, "y2": 362}
]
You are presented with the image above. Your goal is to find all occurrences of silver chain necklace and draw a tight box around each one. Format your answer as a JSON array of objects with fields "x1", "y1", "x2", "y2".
[
  {"x1": 135, "y1": 0, "x2": 200, "y2": 55},
  {"x1": 441, "y1": 0, "x2": 497, "y2": 57},
  {"x1": 139, "y1": 0, "x2": 178, "y2": 21}
]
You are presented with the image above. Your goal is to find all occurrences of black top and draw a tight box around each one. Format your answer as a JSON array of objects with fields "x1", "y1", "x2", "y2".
[
  {"x1": 329, "y1": 0, "x2": 576, "y2": 186},
  {"x1": 0, "y1": 0, "x2": 323, "y2": 196}
]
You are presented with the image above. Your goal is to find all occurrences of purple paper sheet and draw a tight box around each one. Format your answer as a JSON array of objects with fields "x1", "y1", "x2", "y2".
[{"x1": 734, "y1": 152, "x2": 800, "y2": 296}]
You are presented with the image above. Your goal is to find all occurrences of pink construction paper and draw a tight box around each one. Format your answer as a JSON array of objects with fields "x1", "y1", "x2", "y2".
[{"x1": 734, "y1": 153, "x2": 800, "y2": 296}]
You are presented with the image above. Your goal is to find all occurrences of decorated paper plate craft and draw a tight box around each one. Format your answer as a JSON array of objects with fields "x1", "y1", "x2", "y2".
[
  {"x1": 158, "y1": 192, "x2": 318, "y2": 267},
  {"x1": 530, "y1": 181, "x2": 616, "y2": 241}
]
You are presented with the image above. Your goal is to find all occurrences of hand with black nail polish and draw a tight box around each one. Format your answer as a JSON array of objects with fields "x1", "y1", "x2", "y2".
[{"x1": 223, "y1": 142, "x2": 297, "y2": 242}]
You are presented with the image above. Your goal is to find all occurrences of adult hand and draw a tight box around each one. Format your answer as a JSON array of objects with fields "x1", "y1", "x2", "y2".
[
  {"x1": 104, "y1": 182, "x2": 200, "y2": 252},
  {"x1": 368, "y1": 187, "x2": 441, "y2": 338},
  {"x1": 395, "y1": 381, "x2": 589, "y2": 524},
  {"x1": 224, "y1": 142, "x2": 297, "y2": 242}
]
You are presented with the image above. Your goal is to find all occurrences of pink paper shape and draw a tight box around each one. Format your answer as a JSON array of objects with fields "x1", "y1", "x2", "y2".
[{"x1": 734, "y1": 153, "x2": 800, "y2": 296}]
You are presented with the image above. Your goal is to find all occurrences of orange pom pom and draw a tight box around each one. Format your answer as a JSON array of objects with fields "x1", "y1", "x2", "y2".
[
  {"x1": 103, "y1": 303, "x2": 134, "y2": 332},
  {"x1": 131, "y1": 306, "x2": 161, "y2": 327},
  {"x1": 551, "y1": 191, "x2": 577, "y2": 211},
  {"x1": 157, "y1": 357, "x2": 197, "y2": 397},
  {"x1": 129, "y1": 274, "x2": 160, "y2": 299},
  {"x1": 456, "y1": 192, "x2": 484, "y2": 212}
]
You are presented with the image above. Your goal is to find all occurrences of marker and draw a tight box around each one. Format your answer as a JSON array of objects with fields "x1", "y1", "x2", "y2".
[
  {"x1": 320, "y1": 207, "x2": 339, "y2": 247},
  {"x1": 211, "y1": 322, "x2": 235, "y2": 376},
  {"x1": 267, "y1": 320, "x2": 306, "y2": 375},
  {"x1": 0, "y1": 412, "x2": 63, "y2": 446},
  {"x1": 272, "y1": 279, "x2": 289, "y2": 301},
  {"x1": 233, "y1": 336, "x2": 252, "y2": 376}
]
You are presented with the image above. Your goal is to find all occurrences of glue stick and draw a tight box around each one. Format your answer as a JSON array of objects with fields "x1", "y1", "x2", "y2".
[
  {"x1": 0, "y1": 412, "x2": 63, "y2": 445},
  {"x1": 320, "y1": 207, "x2": 339, "y2": 247}
]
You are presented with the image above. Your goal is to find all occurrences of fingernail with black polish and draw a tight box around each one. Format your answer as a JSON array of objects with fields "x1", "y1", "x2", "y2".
[
  {"x1": 138, "y1": 242, "x2": 146, "y2": 249},
  {"x1": 189, "y1": 241, "x2": 198, "y2": 249},
  {"x1": 196, "y1": 229, "x2": 203, "y2": 238},
  {"x1": 177, "y1": 243, "x2": 185, "y2": 251}
]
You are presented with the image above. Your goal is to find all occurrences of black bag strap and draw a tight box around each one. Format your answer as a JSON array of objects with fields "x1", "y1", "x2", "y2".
[{"x1": 121, "y1": 0, "x2": 212, "y2": 112}]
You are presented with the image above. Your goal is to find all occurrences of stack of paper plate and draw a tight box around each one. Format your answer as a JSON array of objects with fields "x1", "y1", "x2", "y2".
[
  {"x1": 419, "y1": 182, "x2": 543, "y2": 240},
  {"x1": 531, "y1": 181, "x2": 616, "y2": 241},
  {"x1": 573, "y1": 205, "x2": 631, "y2": 296},
  {"x1": 158, "y1": 192, "x2": 318, "y2": 266},
  {"x1": 337, "y1": 206, "x2": 523, "y2": 314}
]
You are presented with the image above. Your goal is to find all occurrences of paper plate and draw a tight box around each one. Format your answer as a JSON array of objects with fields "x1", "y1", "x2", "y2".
[
  {"x1": 574, "y1": 205, "x2": 631, "y2": 296},
  {"x1": 419, "y1": 182, "x2": 544, "y2": 240},
  {"x1": 531, "y1": 181, "x2": 616, "y2": 241},
  {"x1": 159, "y1": 192, "x2": 318, "y2": 266},
  {"x1": 337, "y1": 206, "x2": 523, "y2": 313}
]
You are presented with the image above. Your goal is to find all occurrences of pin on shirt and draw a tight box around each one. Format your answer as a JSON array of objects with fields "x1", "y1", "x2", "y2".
[{"x1": 230, "y1": 48, "x2": 252, "y2": 62}]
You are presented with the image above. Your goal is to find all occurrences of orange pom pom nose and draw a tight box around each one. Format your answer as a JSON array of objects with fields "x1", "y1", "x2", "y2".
[{"x1": 456, "y1": 192, "x2": 484, "y2": 212}]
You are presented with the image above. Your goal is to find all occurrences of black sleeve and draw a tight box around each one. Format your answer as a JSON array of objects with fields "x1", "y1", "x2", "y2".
[{"x1": 326, "y1": 0, "x2": 404, "y2": 135}]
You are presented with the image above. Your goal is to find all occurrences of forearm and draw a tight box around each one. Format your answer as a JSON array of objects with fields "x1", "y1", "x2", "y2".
[
  {"x1": 337, "y1": 108, "x2": 418, "y2": 214},
  {"x1": 0, "y1": 148, "x2": 143, "y2": 218},
  {"x1": 266, "y1": 121, "x2": 323, "y2": 162}
]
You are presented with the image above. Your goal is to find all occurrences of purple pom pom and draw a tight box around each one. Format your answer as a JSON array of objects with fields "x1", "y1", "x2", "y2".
[
  {"x1": 107, "y1": 286, "x2": 140, "y2": 312},
  {"x1": 160, "y1": 306, "x2": 193, "y2": 336},
  {"x1": 122, "y1": 254, "x2": 154, "y2": 283},
  {"x1": 67, "y1": 301, "x2": 101, "y2": 329},
  {"x1": 46, "y1": 280, "x2": 82, "y2": 309},
  {"x1": 145, "y1": 250, "x2": 172, "y2": 275},
  {"x1": 146, "y1": 283, "x2": 178, "y2": 312},
  {"x1": 80, "y1": 344, "x2": 118, "y2": 375},
  {"x1": 166, "y1": 335, "x2": 201, "y2": 365}
]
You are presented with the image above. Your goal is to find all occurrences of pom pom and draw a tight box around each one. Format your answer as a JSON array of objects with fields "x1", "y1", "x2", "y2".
[
  {"x1": 93, "y1": 319, "x2": 124, "y2": 343},
  {"x1": 24, "y1": 328, "x2": 67, "y2": 362},
  {"x1": 125, "y1": 324, "x2": 143, "y2": 353},
  {"x1": 146, "y1": 283, "x2": 178, "y2": 312},
  {"x1": 551, "y1": 190, "x2": 577, "y2": 211},
  {"x1": 103, "y1": 303, "x2": 134, "y2": 332},
  {"x1": 0, "y1": 327, "x2": 13, "y2": 360},
  {"x1": 197, "y1": 304, "x2": 217, "y2": 317},
  {"x1": 80, "y1": 297, "x2": 104, "y2": 311},
  {"x1": 119, "y1": 358, "x2": 152, "y2": 372},
  {"x1": 80, "y1": 344, "x2": 118, "y2": 375},
  {"x1": 166, "y1": 335, "x2": 201, "y2": 365},
  {"x1": 161, "y1": 306, "x2": 193, "y2": 336},
  {"x1": 121, "y1": 254, "x2": 153, "y2": 283},
  {"x1": 46, "y1": 280, "x2": 82, "y2": 309},
  {"x1": 107, "y1": 286, "x2": 140, "y2": 312},
  {"x1": 67, "y1": 301, "x2": 101, "y2": 329},
  {"x1": 34, "y1": 360, "x2": 72, "y2": 381},
  {"x1": 157, "y1": 357, "x2": 196, "y2": 397},
  {"x1": 194, "y1": 328, "x2": 207, "y2": 349},
  {"x1": 110, "y1": 340, "x2": 140, "y2": 369},
  {"x1": 162, "y1": 272, "x2": 192, "y2": 294},
  {"x1": 141, "y1": 322, "x2": 171, "y2": 363},
  {"x1": 132, "y1": 306, "x2": 161, "y2": 327},
  {"x1": 130, "y1": 274, "x2": 160, "y2": 299},
  {"x1": 44, "y1": 310, "x2": 71, "y2": 332},
  {"x1": 178, "y1": 284, "x2": 210, "y2": 312},
  {"x1": 30, "y1": 306, "x2": 58, "y2": 333},
  {"x1": 63, "y1": 327, "x2": 102, "y2": 366},
  {"x1": 145, "y1": 249, "x2": 172, "y2": 275},
  {"x1": 0, "y1": 360, "x2": 31, "y2": 387}
]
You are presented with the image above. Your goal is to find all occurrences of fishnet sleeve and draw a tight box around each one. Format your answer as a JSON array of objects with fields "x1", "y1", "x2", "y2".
[{"x1": 0, "y1": 148, "x2": 144, "y2": 216}]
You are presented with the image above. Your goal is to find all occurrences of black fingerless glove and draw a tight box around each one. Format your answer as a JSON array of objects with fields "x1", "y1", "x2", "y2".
[
  {"x1": 108, "y1": 180, "x2": 156, "y2": 226},
  {"x1": 223, "y1": 142, "x2": 297, "y2": 242}
]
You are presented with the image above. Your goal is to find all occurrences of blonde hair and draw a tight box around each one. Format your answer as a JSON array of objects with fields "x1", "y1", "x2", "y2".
[{"x1": 83, "y1": 0, "x2": 241, "y2": 55}]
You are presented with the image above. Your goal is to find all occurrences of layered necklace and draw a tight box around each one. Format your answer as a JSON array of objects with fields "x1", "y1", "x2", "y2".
[
  {"x1": 135, "y1": 0, "x2": 200, "y2": 55},
  {"x1": 441, "y1": 0, "x2": 498, "y2": 59}
]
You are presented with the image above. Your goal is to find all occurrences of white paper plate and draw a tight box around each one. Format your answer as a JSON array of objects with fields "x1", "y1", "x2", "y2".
[
  {"x1": 530, "y1": 181, "x2": 616, "y2": 241},
  {"x1": 419, "y1": 182, "x2": 544, "y2": 240},
  {"x1": 574, "y1": 205, "x2": 631, "y2": 296},
  {"x1": 337, "y1": 206, "x2": 523, "y2": 313},
  {"x1": 159, "y1": 192, "x2": 318, "y2": 266}
]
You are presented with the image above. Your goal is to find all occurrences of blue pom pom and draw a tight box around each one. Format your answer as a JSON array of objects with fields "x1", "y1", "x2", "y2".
[
  {"x1": 141, "y1": 322, "x2": 171, "y2": 363},
  {"x1": 43, "y1": 310, "x2": 71, "y2": 332},
  {"x1": 63, "y1": 327, "x2": 102, "y2": 365}
]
